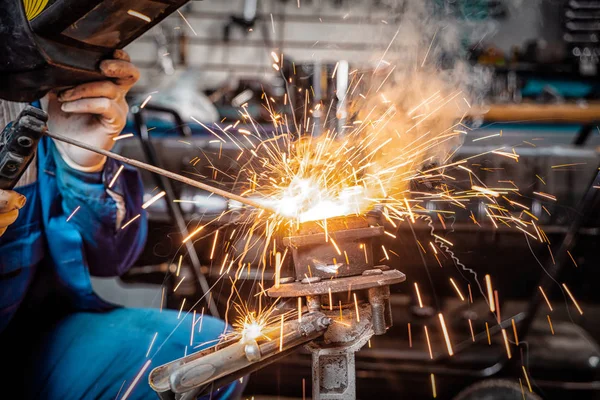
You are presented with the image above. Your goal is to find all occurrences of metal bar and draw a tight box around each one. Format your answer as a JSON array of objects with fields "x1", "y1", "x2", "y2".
[{"x1": 44, "y1": 130, "x2": 271, "y2": 212}]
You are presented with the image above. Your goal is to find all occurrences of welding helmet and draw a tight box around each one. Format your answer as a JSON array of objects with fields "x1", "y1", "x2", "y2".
[{"x1": 0, "y1": 0, "x2": 188, "y2": 102}]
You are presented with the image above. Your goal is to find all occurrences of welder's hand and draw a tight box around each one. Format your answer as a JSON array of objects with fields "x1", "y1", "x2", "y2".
[
  {"x1": 42, "y1": 50, "x2": 139, "y2": 172},
  {"x1": 0, "y1": 190, "x2": 26, "y2": 237}
]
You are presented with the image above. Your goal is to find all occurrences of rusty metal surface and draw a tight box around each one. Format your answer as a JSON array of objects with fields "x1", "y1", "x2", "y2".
[
  {"x1": 284, "y1": 225, "x2": 384, "y2": 280},
  {"x1": 306, "y1": 305, "x2": 374, "y2": 400},
  {"x1": 267, "y1": 268, "x2": 405, "y2": 298}
]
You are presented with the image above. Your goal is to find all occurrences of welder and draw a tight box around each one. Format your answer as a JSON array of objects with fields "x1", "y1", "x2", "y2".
[{"x1": 0, "y1": 1, "x2": 244, "y2": 399}]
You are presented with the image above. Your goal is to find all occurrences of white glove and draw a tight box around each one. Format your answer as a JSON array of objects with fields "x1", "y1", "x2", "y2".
[
  {"x1": 41, "y1": 50, "x2": 140, "y2": 172},
  {"x1": 0, "y1": 189, "x2": 26, "y2": 237}
]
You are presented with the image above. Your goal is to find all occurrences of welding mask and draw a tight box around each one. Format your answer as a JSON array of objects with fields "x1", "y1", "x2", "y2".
[{"x1": 0, "y1": 0, "x2": 188, "y2": 102}]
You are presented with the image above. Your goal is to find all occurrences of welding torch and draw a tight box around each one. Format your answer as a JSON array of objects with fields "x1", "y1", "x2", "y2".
[
  {"x1": 0, "y1": 105, "x2": 271, "y2": 212},
  {"x1": 149, "y1": 311, "x2": 331, "y2": 400}
]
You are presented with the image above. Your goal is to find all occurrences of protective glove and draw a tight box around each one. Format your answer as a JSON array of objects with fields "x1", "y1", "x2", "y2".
[
  {"x1": 41, "y1": 50, "x2": 140, "y2": 172},
  {"x1": 0, "y1": 189, "x2": 26, "y2": 237}
]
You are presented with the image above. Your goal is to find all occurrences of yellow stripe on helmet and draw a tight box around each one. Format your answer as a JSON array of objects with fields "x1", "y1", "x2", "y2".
[{"x1": 23, "y1": 0, "x2": 50, "y2": 21}]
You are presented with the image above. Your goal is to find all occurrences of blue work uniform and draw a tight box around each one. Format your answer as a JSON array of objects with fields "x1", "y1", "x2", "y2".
[{"x1": 0, "y1": 137, "x2": 242, "y2": 399}]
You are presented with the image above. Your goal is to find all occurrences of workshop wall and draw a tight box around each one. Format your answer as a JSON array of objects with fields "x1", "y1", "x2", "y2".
[
  {"x1": 125, "y1": 0, "x2": 546, "y2": 93},
  {"x1": 126, "y1": 0, "x2": 395, "y2": 91}
]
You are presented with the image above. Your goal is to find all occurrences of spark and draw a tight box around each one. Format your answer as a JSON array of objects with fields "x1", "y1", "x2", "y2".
[
  {"x1": 421, "y1": 28, "x2": 438, "y2": 67},
  {"x1": 146, "y1": 332, "x2": 158, "y2": 357},
  {"x1": 330, "y1": 238, "x2": 342, "y2": 255},
  {"x1": 113, "y1": 133, "x2": 134, "y2": 141},
  {"x1": 176, "y1": 255, "x2": 182, "y2": 276},
  {"x1": 140, "y1": 95, "x2": 152, "y2": 108},
  {"x1": 127, "y1": 10, "x2": 151, "y2": 22},
  {"x1": 408, "y1": 323, "x2": 412, "y2": 347},
  {"x1": 433, "y1": 234, "x2": 453, "y2": 247},
  {"x1": 108, "y1": 165, "x2": 125, "y2": 189},
  {"x1": 522, "y1": 366, "x2": 533, "y2": 392},
  {"x1": 190, "y1": 310, "x2": 196, "y2": 346},
  {"x1": 547, "y1": 314, "x2": 554, "y2": 335},
  {"x1": 468, "y1": 284, "x2": 473, "y2": 303},
  {"x1": 485, "y1": 322, "x2": 491, "y2": 345},
  {"x1": 494, "y1": 290, "x2": 501, "y2": 323},
  {"x1": 562, "y1": 283, "x2": 583, "y2": 315},
  {"x1": 270, "y1": 13, "x2": 275, "y2": 33},
  {"x1": 512, "y1": 318, "x2": 519, "y2": 346},
  {"x1": 174, "y1": 276, "x2": 185, "y2": 292},
  {"x1": 468, "y1": 319, "x2": 475, "y2": 341},
  {"x1": 472, "y1": 185, "x2": 500, "y2": 197},
  {"x1": 66, "y1": 206, "x2": 80, "y2": 222},
  {"x1": 142, "y1": 191, "x2": 166, "y2": 209},
  {"x1": 536, "y1": 174, "x2": 546, "y2": 185},
  {"x1": 354, "y1": 293, "x2": 361, "y2": 322},
  {"x1": 182, "y1": 225, "x2": 204, "y2": 244},
  {"x1": 298, "y1": 297, "x2": 302, "y2": 322},
  {"x1": 177, "y1": 298, "x2": 186, "y2": 319},
  {"x1": 567, "y1": 251, "x2": 578, "y2": 267},
  {"x1": 120, "y1": 359, "x2": 152, "y2": 400},
  {"x1": 424, "y1": 326, "x2": 433, "y2": 359},
  {"x1": 332, "y1": 62, "x2": 339, "y2": 79},
  {"x1": 210, "y1": 231, "x2": 219, "y2": 260},
  {"x1": 516, "y1": 225, "x2": 538, "y2": 241},
  {"x1": 414, "y1": 282, "x2": 424, "y2": 308},
  {"x1": 533, "y1": 191, "x2": 557, "y2": 201},
  {"x1": 160, "y1": 287, "x2": 164, "y2": 312},
  {"x1": 472, "y1": 133, "x2": 500, "y2": 142},
  {"x1": 381, "y1": 245, "x2": 390, "y2": 260},
  {"x1": 538, "y1": 286, "x2": 553, "y2": 311},
  {"x1": 485, "y1": 274, "x2": 495, "y2": 313},
  {"x1": 279, "y1": 314, "x2": 284, "y2": 351},
  {"x1": 328, "y1": 288, "x2": 333, "y2": 311},
  {"x1": 430, "y1": 374, "x2": 437, "y2": 398},
  {"x1": 274, "y1": 252, "x2": 282, "y2": 288},
  {"x1": 177, "y1": 10, "x2": 197, "y2": 36},
  {"x1": 501, "y1": 329, "x2": 512, "y2": 359},
  {"x1": 438, "y1": 313, "x2": 453, "y2": 356},
  {"x1": 449, "y1": 278, "x2": 465, "y2": 301},
  {"x1": 551, "y1": 162, "x2": 586, "y2": 169}
]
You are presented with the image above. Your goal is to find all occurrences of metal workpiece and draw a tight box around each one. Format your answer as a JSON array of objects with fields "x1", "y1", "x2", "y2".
[
  {"x1": 267, "y1": 268, "x2": 405, "y2": 298},
  {"x1": 283, "y1": 216, "x2": 384, "y2": 280},
  {"x1": 148, "y1": 311, "x2": 331, "y2": 399}
]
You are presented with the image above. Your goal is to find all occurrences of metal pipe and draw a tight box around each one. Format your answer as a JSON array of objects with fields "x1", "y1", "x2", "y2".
[{"x1": 44, "y1": 130, "x2": 271, "y2": 212}]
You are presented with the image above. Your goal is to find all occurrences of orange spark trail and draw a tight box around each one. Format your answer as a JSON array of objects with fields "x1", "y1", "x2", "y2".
[
  {"x1": 414, "y1": 282, "x2": 424, "y2": 308},
  {"x1": 538, "y1": 286, "x2": 553, "y2": 312},
  {"x1": 501, "y1": 329, "x2": 512, "y2": 359},
  {"x1": 485, "y1": 274, "x2": 495, "y2": 312},
  {"x1": 438, "y1": 313, "x2": 453, "y2": 356},
  {"x1": 424, "y1": 326, "x2": 433, "y2": 359},
  {"x1": 562, "y1": 283, "x2": 583, "y2": 315}
]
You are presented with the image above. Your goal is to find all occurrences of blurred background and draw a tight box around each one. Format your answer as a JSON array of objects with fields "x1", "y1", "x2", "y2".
[{"x1": 92, "y1": 1, "x2": 600, "y2": 399}]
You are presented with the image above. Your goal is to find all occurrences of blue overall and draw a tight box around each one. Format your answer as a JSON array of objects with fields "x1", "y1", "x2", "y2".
[{"x1": 0, "y1": 137, "x2": 242, "y2": 399}]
